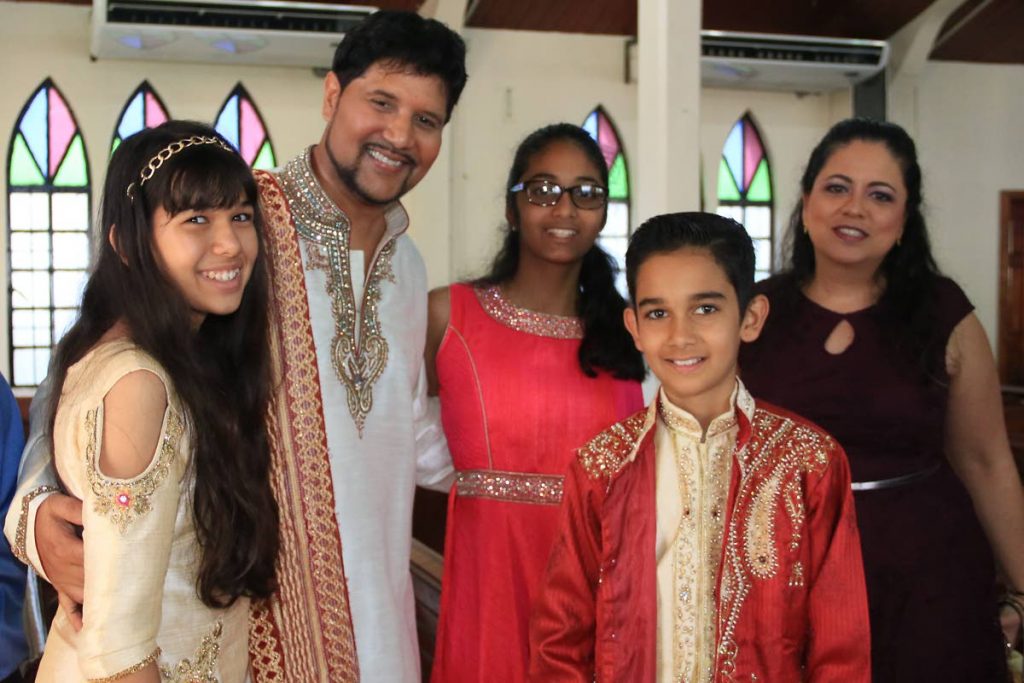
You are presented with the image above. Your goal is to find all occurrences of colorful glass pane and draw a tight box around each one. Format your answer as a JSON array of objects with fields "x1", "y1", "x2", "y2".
[
  {"x1": 596, "y1": 112, "x2": 619, "y2": 169},
  {"x1": 10, "y1": 134, "x2": 45, "y2": 186},
  {"x1": 112, "y1": 82, "x2": 171, "y2": 152},
  {"x1": 608, "y1": 154, "x2": 628, "y2": 200},
  {"x1": 717, "y1": 158, "x2": 740, "y2": 201},
  {"x1": 215, "y1": 84, "x2": 276, "y2": 169},
  {"x1": 20, "y1": 89, "x2": 48, "y2": 177},
  {"x1": 582, "y1": 111, "x2": 598, "y2": 140},
  {"x1": 743, "y1": 124, "x2": 763, "y2": 189},
  {"x1": 53, "y1": 135, "x2": 88, "y2": 187},
  {"x1": 747, "y1": 159, "x2": 771, "y2": 203},
  {"x1": 48, "y1": 89, "x2": 76, "y2": 177}
]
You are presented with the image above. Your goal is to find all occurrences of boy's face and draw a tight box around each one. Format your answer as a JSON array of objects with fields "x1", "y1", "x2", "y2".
[{"x1": 624, "y1": 247, "x2": 768, "y2": 426}]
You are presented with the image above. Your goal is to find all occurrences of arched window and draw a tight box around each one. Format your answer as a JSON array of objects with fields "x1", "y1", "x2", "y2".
[
  {"x1": 715, "y1": 113, "x2": 773, "y2": 281},
  {"x1": 214, "y1": 84, "x2": 277, "y2": 170},
  {"x1": 582, "y1": 106, "x2": 630, "y2": 292},
  {"x1": 111, "y1": 80, "x2": 170, "y2": 154},
  {"x1": 7, "y1": 79, "x2": 90, "y2": 387}
]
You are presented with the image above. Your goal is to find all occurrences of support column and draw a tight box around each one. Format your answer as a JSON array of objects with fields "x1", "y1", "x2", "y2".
[
  {"x1": 886, "y1": 0, "x2": 961, "y2": 137},
  {"x1": 635, "y1": 0, "x2": 702, "y2": 222}
]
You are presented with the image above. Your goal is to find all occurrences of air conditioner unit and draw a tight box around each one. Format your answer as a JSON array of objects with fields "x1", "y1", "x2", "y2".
[
  {"x1": 90, "y1": 0, "x2": 376, "y2": 68},
  {"x1": 701, "y1": 31, "x2": 889, "y2": 92}
]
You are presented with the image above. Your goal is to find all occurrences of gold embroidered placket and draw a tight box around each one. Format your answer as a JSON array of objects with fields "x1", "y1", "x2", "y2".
[{"x1": 279, "y1": 152, "x2": 397, "y2": 436}]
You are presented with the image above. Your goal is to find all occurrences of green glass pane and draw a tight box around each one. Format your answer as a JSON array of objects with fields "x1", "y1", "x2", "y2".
[
  {"x1": 9, "y1": 133, "x2": 45, "y2": 186},
  {"x1": 253, "y1": 140, "x2": 276, "y2": 170},
  {"x1": 111, "y1": 137, "x2": 121, "y2": 156},
  {"x1": 747, "y1": 158, "x2": 772, "y2": 202},
  {"x1": 717, "y1": 158, "x2": 740, "y2": 201},
  {"x1": 608, "y1": 154, "x2": 628, "y2": 200},
  {"x1": 53, "y1": 134, "x2": 88, "y2": 187}
]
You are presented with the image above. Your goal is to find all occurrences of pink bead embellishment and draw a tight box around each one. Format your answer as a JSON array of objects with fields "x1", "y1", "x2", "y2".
[{"x1": 115, "y1": 492, "x2": 131, "y2": 507}]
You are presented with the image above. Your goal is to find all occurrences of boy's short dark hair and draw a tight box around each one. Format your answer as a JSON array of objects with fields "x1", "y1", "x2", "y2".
[
  {"x1": 331, "y1": 10, "x2": 468, "y2": 121},
  {"x1": 626, "y1": 212, "x2": 755, "y2": 312}
]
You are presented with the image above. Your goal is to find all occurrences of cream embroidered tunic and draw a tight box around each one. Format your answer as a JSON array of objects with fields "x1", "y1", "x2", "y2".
[
  {"x1": 274, "y1": 151, "x2": 452, "y2": 682},
  {"x1": 36, "y1": 341, "x2": 249, "y2": 682},
  {"x1": 654, "y1": 384, "x2": 739, "y2": 683}
]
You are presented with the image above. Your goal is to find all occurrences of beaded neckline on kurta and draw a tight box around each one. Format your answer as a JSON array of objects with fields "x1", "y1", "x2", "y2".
[{"x1": 474, "y1": 285, "x2": 583, "y2": 339}]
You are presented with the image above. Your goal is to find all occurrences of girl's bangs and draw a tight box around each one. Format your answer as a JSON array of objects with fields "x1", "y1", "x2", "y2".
[{"x1": 153, "y1": 146, "x2": 257, "y2": 215}]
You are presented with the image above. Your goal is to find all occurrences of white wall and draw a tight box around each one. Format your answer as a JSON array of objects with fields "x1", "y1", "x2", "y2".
[{"x1": 907, "y1": 60, "x2": 1024, "y2": 341}]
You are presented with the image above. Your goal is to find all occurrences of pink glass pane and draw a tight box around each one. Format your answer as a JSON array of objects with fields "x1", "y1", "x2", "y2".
[
  {"x1": 240, "y1": 98, "x2": 264, "y2": 165},
  {"x1": 145, "y1": 91, "x2": 168, "y2": 127},
  {"x1": 48, "y1": 88, "x2": 75, "y2": 178},
  {"x1": 596, "y1": 112, "x2": 619, "y2": 169},
  {"x1": 742, "y1": 120, "x2": 763, "y2": 190}
]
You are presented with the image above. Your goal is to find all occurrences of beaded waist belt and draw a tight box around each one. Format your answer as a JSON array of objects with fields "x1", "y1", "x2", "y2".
[
  {"x1": 851, "y1": 462, "x2": 942, "y2": 492},
  {"x1": 455, "y1": 469, "x2": 565, "y2": 505}
]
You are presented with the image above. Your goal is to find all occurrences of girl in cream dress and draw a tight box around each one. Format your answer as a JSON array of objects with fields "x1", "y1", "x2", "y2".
[{"x1": 26, "y1": 121, "x2": 278, "y2": 682}]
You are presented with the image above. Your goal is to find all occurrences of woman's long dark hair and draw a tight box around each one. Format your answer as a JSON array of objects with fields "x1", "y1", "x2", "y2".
[
  {"x1": 477, "y1": 123, "x2": 645, "y2": 381},
  {"x1": 47, "y1": 120, "x2": 278, "y2": 607},
  {"x1": 781, "y1": 117, "x2": 944, "y2": 373}
]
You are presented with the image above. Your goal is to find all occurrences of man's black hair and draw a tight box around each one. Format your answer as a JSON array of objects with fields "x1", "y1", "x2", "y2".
[{"x1": 331, "y1": 10, "x2": 468, "y2": 121}]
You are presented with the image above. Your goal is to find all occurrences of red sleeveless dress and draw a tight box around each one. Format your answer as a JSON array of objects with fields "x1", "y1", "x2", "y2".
[{"x1": 430, "y1": 284, "x2": 642, "y2": 682}]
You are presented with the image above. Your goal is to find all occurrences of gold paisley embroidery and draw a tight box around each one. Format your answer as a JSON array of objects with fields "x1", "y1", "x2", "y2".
[
  {"x1": 577, "y1": 411, "x2": 648, "y2": 479},
  {"x1": 159, "y1": 621, "x2": 221, "y2": 682},
  {"x1": 12, "y1": 485, "x2": 59, "y2": 565},
  {"x1": 279, "y1": 150, "x2": 400, "y2": 436},
  {"x1": 85, "y1": 408, "x2": 183, "y2": 534},
  {"x1": 88, "y1": 648, "x2": 161, "y2": 682},
  {"x1": 714, "y1": 407, "x2": 835, "y2": 679}
]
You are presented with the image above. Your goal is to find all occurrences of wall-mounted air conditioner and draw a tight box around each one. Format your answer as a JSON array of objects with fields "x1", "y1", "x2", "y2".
[
  {"x1": 701, "y1": 31, "x2": 889, "y2": 92},
  {"x1": 90, "y1": 0, "x2": 376, "y2": 68}
]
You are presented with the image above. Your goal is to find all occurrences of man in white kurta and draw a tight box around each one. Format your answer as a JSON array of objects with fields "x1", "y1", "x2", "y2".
[{"x1": 5, "y1": 10, "x2": 467, "y2": 682}]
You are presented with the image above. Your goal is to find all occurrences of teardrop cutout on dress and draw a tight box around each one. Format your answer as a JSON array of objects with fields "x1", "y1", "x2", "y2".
[{"x1": 824, "y1": 319, "x2": 855, "y2": 355}]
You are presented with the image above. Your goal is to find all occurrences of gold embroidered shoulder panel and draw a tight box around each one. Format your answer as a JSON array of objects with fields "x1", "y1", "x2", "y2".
[
  {"x1": 276, "y1": 150, "x2": 400, "y2": 436},
  {"x1": 577, "y1": 411, "x2": 648, "y2": 480},
  {"x1": 85, "y1": 407, "x2": 184, "y2": 534}
]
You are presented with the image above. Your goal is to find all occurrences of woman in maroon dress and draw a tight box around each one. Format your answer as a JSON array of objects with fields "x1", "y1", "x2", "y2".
[{"x1": 740, "y1": 118, "x2": 1024, "y2": 682}]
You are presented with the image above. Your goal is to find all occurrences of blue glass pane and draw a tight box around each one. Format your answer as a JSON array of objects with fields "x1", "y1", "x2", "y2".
[
  {"x1": 20, "y1": 87, "x2": 49, "y2": 177},
  {"x1": 723, "y1": 120, "x2": 744, "y2": 194},
  {"x1": 118, "y1": 91, "x2": 145, "y2": 139},
  {"x1": 582, "y1": 111, "x2": 598, "y2": 140},
  {"x1": 215, "y1": 95, "x2": 240, "y2": 151}
]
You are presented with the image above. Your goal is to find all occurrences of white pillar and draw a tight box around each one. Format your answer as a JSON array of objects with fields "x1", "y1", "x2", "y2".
[{"x1": 635, "y1": 0, "x2": 702, "y2": 223}]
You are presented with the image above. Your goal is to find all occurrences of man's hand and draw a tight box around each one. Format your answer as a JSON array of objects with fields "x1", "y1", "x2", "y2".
[{"x1": 36, "y1": 493, "x2": 84, "y2": 629}]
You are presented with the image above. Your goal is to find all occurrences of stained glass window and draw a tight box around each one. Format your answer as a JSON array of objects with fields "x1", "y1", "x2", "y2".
[
  {"x1": 111, "y1": 81, "x2": 170, "y2": 154},
  {"x1": 715, "y1": 113, "x2": 773, "y2": 281},
  {"x1": 582, "y1": 106, "x2": 630, "y2": 294},
  {"x1": 214, "y1": 84, "x2": 277, "y2": 170},
  {"x1": 7, "y1": 79, "x2": 91, "y2": 387}
]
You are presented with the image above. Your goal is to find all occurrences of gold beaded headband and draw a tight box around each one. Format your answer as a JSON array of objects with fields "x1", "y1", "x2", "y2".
[{"x1": 126, "y1": 135, "x2": 237, "y2": 200}]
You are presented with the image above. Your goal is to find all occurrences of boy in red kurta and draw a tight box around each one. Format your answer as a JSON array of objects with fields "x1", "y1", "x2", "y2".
[{"x1": 529, "y1": 212, "x2": 870, "y2": 682}]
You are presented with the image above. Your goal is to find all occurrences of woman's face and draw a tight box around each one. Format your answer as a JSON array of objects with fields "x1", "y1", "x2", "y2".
[
  {"x1": 802, "y1": 140, "x2": 907, "y2": 274},
  {"x1": 150, "y1": 198, "x2": 258, "y2": 327},
  {"x1": 510, "y1": 140, "x2": 607, "y2": 267}
]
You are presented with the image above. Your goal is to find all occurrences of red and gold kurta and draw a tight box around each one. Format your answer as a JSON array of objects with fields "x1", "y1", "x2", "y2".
[{"x1": 529, "y1": 382, "x2": 870, "y2": 683}]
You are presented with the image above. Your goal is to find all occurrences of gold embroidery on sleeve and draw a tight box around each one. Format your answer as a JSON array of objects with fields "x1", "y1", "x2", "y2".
[
  {"x1": 159, "y1": 620, "x2": 222, "y2": 682},
  {"x1": 12, "y1": 484, "x2": 60, "y2": 565},
  {"x1": 87, "y1": 647, "x2": 161, "y2": 682},
  {"x1": 85, "y1": 408, "x2": 184, "y2": 534}
]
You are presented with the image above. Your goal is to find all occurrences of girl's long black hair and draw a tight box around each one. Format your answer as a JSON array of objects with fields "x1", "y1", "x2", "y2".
[
  {"x1": 476, "y1": 123, "x2": 645, "y2": 381},
  {"x1": 780, "y1": 117, "x2": 944, "y2": 373},
  {"x1": 47, "y1": 120, "x2": 278, "y2": 607}
]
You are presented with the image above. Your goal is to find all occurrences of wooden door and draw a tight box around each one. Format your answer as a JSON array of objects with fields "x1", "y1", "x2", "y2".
[{"x1": 1000, "y1": 191, "x2": 1024, "y2": 385}]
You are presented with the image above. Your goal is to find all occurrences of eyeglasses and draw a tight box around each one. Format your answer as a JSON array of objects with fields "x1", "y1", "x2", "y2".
[{"x1": 509, "y1": 179, "x2": 608, "y2": 210}]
